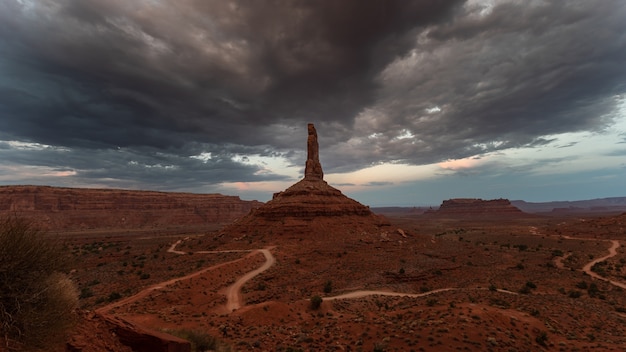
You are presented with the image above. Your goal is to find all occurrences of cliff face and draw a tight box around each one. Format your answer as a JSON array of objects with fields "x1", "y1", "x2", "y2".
[
  {"x1": 0, "y1": 185, "x2": 261, "y2": 231},
  {"x1": 432, "y1": 198, "x2": 524, "y2": 216}
]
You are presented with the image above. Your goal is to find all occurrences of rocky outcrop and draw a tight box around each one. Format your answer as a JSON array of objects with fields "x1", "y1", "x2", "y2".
[
  {"x1": 220, "y1": 123, "x2": 389, "y2": 238},
  {"x1": 432, "y1": 198, "x2": 524, "y2": 216},
  {"x1": 0, "y1": 185, "x2": 261, "y2": 231},
  {"x1": 100, "y1": 315, "x2": 190, "y2": 352}
]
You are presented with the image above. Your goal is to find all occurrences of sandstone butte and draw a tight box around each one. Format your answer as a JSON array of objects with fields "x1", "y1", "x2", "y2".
[
  {"x1": 427, "y1": 198, "x2": 525, "y2": 216},
  {"x1": 217, "y1": 123, "x2": 390, "y2": 239},
  {"x1": 0, "y1": 185, "x2": 261, "y2": 231}
]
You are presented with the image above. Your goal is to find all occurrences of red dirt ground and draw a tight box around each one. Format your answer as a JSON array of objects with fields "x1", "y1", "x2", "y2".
[{"x1": 58, "y1": 212, "x2": 626, "y2": 351}]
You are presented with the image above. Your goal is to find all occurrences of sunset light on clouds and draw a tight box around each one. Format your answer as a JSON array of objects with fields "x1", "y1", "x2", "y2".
[{"x1": 0, "y1": 0, "x2": 625, "y2": 205}]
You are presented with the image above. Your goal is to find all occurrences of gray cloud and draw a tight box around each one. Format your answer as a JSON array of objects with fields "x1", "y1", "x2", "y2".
[{"x1": 0, "y1": 0, "x2": 625, "y2": 191}]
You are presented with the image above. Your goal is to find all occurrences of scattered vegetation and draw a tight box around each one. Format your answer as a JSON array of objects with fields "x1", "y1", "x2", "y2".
[{"x1": 0, "y1": 216, "x2": 78, "y2": 349}]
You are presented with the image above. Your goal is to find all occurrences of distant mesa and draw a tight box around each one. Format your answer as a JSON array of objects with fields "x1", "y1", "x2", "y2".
[
  {"x1": 427, "y1": 198, "x2": 524, "y2": 217},
  {"x1": 512, "y1": 197, "x2": 626, "y2": 214},
  {"x1": 0, "y1": 185, "x2": 260, "y2": 232},
  {"x1": 220, "y1": 123, "x2": 390, "y2": 238}
]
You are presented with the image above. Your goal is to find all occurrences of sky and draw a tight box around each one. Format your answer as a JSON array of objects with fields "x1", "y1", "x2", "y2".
[{"x1": 0, "y1": 0, "x2": 625, "y2": 206}]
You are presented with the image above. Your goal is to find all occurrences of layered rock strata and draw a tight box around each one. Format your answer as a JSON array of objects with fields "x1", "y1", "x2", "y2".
[{"x1": 0, "y1": 185, "x2": 261, "y2": 231}]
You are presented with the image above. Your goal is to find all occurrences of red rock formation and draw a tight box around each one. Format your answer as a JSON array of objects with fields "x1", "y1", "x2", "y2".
[
  {"x1": 432, "y1": 198, "x2": 524, "y2": 216},
  {"x1": 0, "y1": 185, "x2": 261, "y2": 231},
  {"x1": 220, "y1": 123, "x2": 389, "y2": 238},
  {"x1": 66, "y1": 312, "x2": 190, "y2": 352}
]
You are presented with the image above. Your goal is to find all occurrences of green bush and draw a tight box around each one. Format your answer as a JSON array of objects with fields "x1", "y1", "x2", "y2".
[
  {"x1": 310, "y1": 295, "x2": 323, "y2": 310},
  {"x1": 0, "y1": 216, "x2": 78, "y2": 349}
]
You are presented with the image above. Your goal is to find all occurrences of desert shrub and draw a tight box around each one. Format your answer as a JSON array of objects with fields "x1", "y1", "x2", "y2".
[
  {"x1": 587, "y1": 282, "x2": 599, "y2": 297},
  {"x1": 591, "y1": 262, "x2": 606, "y2": 275},
  {"x1": 0, "y1": 216, "x2": 78, "y2": 349},
  {"x1": 108, "y1": 292, "x2": 123, "y2": 302},
  {"x1": 373, "y1": 342, "x2": 387, "y2": 352},
  {"x1": 166, "y1": 328, "x2": 230, "y2": 352},
  {"x1": 310, "y1": 295, "x2": 323, "y2": 310},
  {"x1": 79, "y1": 287, "x2": 94, "y2": 299},
  {"x1": 323, "y1": 280, "x2": 333, "y2": 294},
  {"x1": 552, "y1": 249, "x2": 564, "y2": 257},
  {"x1": 568, "y1": 290, "x2": 582, "y2": 298},
  {"x1": 535, "y1": 331, "x2": 548, "y2": 347},
  {"x1": 576, "y1": 281, "x2": 588, "y2": 289}
]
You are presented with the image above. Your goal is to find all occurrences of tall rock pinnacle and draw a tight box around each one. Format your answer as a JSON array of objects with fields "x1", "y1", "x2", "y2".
[{"x1": 304, "y1": 123, "x2": 324, "y2": 180}]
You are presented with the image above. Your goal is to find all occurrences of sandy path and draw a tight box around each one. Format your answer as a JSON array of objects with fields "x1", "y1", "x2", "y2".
[
  {"x1": 166, "y1": 239, "x2": 187, "y2": 255},
  {"x1": 581, "y1": 240, "x2": 626, "y2": 289},
  {"x1": 529, "y1": 229, "x2": 625, "y2": 289},
  {"x1": 224, "y1": 249, "x2": 276, "y2": 311},
  {"x1": 96, "y1": 254, "x2": 250, "y2": 314},
  {"x1": 326, "y1": 287, "x2": 518, "y2": 301},
  {"x1": 326, "y1": 288, "x2": 454, "y2": 300},
  {"x1": 101, "y1": 240, "x2": 276, "y2": 314}
]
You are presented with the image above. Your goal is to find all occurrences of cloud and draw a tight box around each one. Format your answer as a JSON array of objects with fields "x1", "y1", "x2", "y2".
[{"x1": 0, "y1": 0, "x2": 624, "y2": 195}]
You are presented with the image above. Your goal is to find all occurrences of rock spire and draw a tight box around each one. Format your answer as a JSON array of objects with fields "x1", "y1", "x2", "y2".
[
  {"x1": 217, "y1": 123, "x2": 390, "y2": 237},
  {"x1": 304, "y1": 123, "x2": 324, "y2": 180}
]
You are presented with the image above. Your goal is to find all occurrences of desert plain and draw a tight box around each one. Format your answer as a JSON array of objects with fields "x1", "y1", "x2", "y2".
[{"x1": 2, "y1": 183, "x2": 625, "y2": 352}]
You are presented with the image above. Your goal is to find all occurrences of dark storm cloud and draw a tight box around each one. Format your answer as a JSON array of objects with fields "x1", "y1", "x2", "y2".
[
  {"x1": 0, "y1": 0, "x2": 625, "y2": 188},
  {"x1": 0, "y1": 0, "x2": 461, "y2": 147},
  {"x1": 333, "y1": 0, "x2": 626, "y2": 171}
]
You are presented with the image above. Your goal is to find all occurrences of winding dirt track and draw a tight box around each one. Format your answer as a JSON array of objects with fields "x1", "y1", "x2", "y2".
[
  {"x1": 225, "y1": 249, "x2": 275, "y2": 311},
  {"x1": 533, "y1": 230, "x2": 625, "y2": 289},
  {"x1": 99, "y1": 241, "x2": 275, "y2": 314},
  {"x1": 326, "y1": 288, "x2": 454, "y2": 300},
  {"x1": 581, "y1": 240, "x2": 626, "y2": 289}
]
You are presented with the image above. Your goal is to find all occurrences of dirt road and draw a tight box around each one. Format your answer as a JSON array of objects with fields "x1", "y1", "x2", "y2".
[
  {"x1": 581, "y1": 240, "x2": 626, "y2": 289},
  {"x1": 224, "y1": 249, "x2": 275, "y2": 311},
  {"x1": 102, "y1": 240, "x2": 276, "y2": 314}
]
